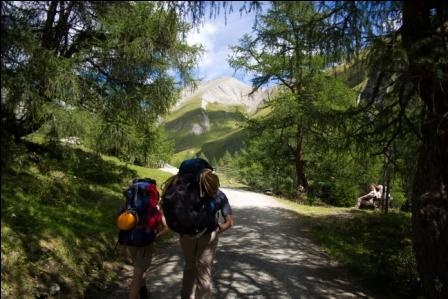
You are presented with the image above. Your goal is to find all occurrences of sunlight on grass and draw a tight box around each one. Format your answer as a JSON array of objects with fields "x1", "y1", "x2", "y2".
[
  {"x1": 276, "y1": 197, "x2": 352, "y2": 216},
  {"x1": 1, "y1": 140, "x2": 174, "y2": 298},
  {"x1": 170, "y1": 148, "x2": 201, "y2": 166},
  {"x1": 218, "y1": 172, "x2": 248, "y2": 188},
  {"x1": 163, "y1": 98, "x2": 249, "y2": 162},
  {"x1": 101, "y1": 154, "x2": 172, "y2": 184},
  {"x1": 1, "y1": 139, "x2": 419, "y2": 299},
  {"x1": 206, "y1": 102, "x2": 245, "y2": 113},
  {"x1": 273, "y1": 196, "x2": 417, "y2": 299},
  {"x1": 164, "y1": 97, "x2": 202, "y2": 122}
]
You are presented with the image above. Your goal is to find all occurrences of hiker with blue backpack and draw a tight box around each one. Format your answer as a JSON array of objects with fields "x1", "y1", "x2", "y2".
[
  {"x1": 116, "y1": 178, "x2": 169, "y2": 299},
  {"x1": 161, "y1": 158, "x2": 234, "y2": 299}
]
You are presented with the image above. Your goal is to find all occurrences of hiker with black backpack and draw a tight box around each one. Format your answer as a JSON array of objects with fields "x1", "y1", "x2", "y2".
[
  {"x1": 116, "y1": 178, "x2": 169, "y2": 299},
  {"x1": 161, "y1": 158, "x2": 234, "y2": 299}
]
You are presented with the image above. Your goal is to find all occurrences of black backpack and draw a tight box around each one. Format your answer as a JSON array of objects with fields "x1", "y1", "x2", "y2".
[
  {"x1": 117, "y1": 178, "x2": 162, "y2": 247},
  {"x1": 161, "y1": 158, "x2": 217, "y2": 235}
]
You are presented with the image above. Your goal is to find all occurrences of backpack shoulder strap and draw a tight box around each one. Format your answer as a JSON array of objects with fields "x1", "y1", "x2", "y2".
[{"x1": 123, "y1": 186, "x2": 135, "y2": 210}]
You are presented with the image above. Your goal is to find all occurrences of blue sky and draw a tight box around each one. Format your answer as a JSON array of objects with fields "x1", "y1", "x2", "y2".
[{"x1": 186, "y1": 3, "x2": 263, "y2": 84}]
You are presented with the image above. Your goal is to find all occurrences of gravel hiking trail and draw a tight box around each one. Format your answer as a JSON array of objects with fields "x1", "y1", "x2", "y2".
[{"x1": 100, "y1": 187, "x2": 376, "y2": 299}]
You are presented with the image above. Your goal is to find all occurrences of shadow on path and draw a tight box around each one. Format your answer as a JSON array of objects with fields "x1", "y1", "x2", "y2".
[{"x1": 99, "y1": 191, "x2": 377, "y2": 299}]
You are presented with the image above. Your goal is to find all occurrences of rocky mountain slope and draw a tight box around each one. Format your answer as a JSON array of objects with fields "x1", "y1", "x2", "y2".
[
  {"x1": 163, "y1": 76, "x2": 272, "y2": 164},
  {"x1": 174, "y1": 76, "x2": 270, "y2": 114}
]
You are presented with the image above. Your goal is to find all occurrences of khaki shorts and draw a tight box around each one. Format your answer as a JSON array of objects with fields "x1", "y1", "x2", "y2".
[{"x1": 124, "y1": 245, "x2": 153, "y2": 271}]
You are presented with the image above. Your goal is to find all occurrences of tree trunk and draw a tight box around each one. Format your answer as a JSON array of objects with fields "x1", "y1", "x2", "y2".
[
  {"x1": 384, "y1": 174, "x2": 390, "y2": 214},
  {"x1": 295, "y1": 125, "x2": 308, "y2": 192},
  {"x1": 403, "y1": 2, "x2": 448, "y2": 298}
]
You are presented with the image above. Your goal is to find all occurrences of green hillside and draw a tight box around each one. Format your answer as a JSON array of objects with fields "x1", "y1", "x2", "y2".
[
  {"x1": 201, "y1": 128, "x2": 249, "y2": 161},
  {"x1": 327, "y1": 57, "x2": 369, "y2": 92},
  {"x1": 1, "y1": 139, "x2": 172, "y2": 298},
  {"x1": 163, "y1": 59, "x2": 368, "y2": 166},
  {"x1": 163, "y1": 98, "x2": 249, "y2": 165}
]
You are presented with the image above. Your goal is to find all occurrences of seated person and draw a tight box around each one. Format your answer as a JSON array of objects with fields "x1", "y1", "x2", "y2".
[
  {"x1": 356, "y1": 184, "x2": 382, "y2": 209},
  {"x1": 373, "y1": 184, "x2": 383, "y2": 208}
]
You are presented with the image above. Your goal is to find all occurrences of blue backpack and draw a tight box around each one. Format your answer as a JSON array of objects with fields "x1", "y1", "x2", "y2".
[{"x1": 117, "y1": 178, "x2": 162, "y2": 247}]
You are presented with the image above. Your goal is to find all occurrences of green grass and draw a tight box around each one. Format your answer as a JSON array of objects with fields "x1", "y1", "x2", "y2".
[
  {"x1": 0, "y1": 139, "x2": 172, "y2": 298},
  {"x1": 216, "y1": 172, "x2": 248, "y2": 188},
  {"x1": 205, "y1": 102, "x2": 246, "y2": 113},
  {"x1": 324, "y1": 53, "x2": 368, "y2": 89},
  {"x1": 169, "y1": 148, "x2": 202, "y2": 167},
  {"x1": 164, "y1": 101, "x2": 248, "y2": 162},
  {"x1": 201, "y1": 128, "x2": 248, "y2": 161},
  {"x1": 1, "y1": 137, "x2": 419, "y2": 298},
  {"x1": 276, "y1": 197, "x2": 419, "y2": 298},
  {"x1": 163, "y1": 96, "x2": 203, "y2": 122}
]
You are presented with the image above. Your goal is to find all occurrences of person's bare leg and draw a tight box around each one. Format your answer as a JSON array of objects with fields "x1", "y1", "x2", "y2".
[
  {"x1": 356, "y1": 196, "x2": 367, "y2": 208},
  {"x1": 195, "y1": 232, "x2": 219, "y2": 299},
  {"x1": 356, "y1": 194, "x2": 374, "y2": 208},
  {"x1": 129, "y1": 268, "x2": 145, "y2": 299},
  {"x1": 180, "y1": 235, "x2": 198, "y2": 299},
  {"x1": 355, "y1": 197, "x2": 362, "y2": 208}
]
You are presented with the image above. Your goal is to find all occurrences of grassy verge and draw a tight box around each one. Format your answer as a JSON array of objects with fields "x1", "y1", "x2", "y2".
[
  {"x1": 1, "y1": 139, "x2": 172, "y2": 298},
  {"x1": 1, "y1": 138, "x2": 419, "y2": 298},
  {"x1": 277, "y1": 198, "x2": 419, "y2": 299}
]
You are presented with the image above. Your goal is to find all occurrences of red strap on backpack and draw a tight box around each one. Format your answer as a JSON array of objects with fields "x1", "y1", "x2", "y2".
[{"x1": 147, "y1": 183, "x2": 162, "y2": 230}]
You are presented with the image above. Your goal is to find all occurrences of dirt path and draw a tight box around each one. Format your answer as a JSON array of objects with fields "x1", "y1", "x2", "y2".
[{"x1": 101, "y1": 187, "x2": 375, "y2": 299}]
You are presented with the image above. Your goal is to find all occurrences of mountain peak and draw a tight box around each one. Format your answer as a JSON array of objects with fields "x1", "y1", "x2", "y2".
[
  {"x1": 207, "y1": 75, "x2": 248, "y2": 85},
  {"x1": 175, "y1": 76, "x2": 268, "y2": 113}
]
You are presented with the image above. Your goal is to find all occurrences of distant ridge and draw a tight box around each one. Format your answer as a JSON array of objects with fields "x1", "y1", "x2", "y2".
[
  {"x1": 163, "y1": 76, "x2": 274, "y2": 164},
  {"x1": 174, "y1": 76, "x2": 271, "y2": 114}
]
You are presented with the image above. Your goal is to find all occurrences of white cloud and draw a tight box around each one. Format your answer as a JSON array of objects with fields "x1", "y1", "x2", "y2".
[
  {"x1": 187, "y1": 23, "x2": 217, "y2": 49},
  {"x1": 187, "y1": 23, "x2": 218, "y2": 69},
  {"x1": 186, "y1": 7, "x2": 259, "y2": 83}
]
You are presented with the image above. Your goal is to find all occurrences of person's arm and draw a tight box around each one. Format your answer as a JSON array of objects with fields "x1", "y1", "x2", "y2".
[
  {"x1": 156, "y1": 206, "x2": 169, "y2": 238},
  {"x1": 216, "y1": 189, "x2": 233, "y2": 234},
  {"x1": 218, "y1": 214, "x2": 233, "y2": 234}
]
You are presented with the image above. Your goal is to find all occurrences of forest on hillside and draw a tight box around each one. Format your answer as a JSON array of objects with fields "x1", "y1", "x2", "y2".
[{"x1": 1, "y1": 1, "x2": 447, "y2": 298}]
